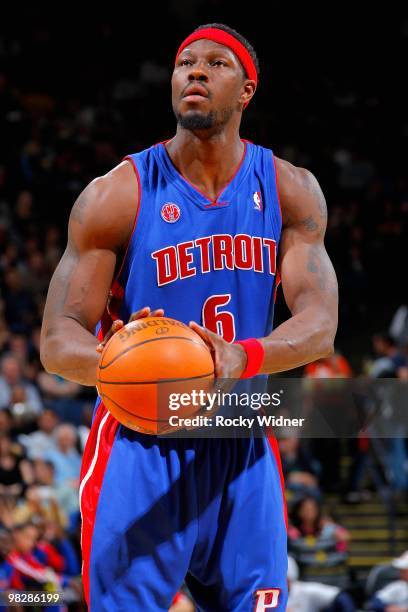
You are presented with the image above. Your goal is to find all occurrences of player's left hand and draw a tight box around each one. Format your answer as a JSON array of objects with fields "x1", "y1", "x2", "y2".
[
  {"x1": 96, "y1": 307, "x2": 165, "y2": 353},
  {"x1": 189, "y1": 321, "x2": 246, "y2": 379}
]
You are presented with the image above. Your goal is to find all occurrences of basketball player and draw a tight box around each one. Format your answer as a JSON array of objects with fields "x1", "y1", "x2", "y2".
[{"x1": 40, "y1": 24, "x2": 338, "y2": 611}]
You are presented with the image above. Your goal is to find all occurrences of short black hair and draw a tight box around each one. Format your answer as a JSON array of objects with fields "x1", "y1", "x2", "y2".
[{"x1": 194, "y1": 23, "x2": 260, "y2": 77}]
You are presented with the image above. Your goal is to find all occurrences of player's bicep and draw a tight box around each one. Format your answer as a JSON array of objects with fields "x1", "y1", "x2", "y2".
[
  {"x1": 56, "y1": 243, "x2": 116, "y2": 331},
  {"x1": 42, "y1": 240, "x2": 116, "y2": 335},
  {"x1": 277, "y1": 163, "x2": 338, "y2": 315},
  {"x1": 279, "y1": 228, "x2": 338, "y2": 315}
]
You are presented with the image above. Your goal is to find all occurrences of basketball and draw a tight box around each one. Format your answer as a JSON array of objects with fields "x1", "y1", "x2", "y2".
[{"x1": 96, "y1": 317, "x2": 215, "y2": 434}]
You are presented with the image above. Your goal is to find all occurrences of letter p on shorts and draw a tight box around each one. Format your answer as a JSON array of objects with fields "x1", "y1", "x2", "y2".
[{"x1": 254, "y1": 588, "x2": 280, "y2": 610}]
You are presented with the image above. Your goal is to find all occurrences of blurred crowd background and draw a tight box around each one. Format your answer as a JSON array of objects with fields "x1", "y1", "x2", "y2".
[{"x1": 0, "y1": 3, "x2": 407, "y2": 611}]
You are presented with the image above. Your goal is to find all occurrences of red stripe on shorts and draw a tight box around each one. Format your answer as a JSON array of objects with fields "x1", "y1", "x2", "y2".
[
  {"x1": 267, "y1": 434, "x2": 288, "y2": 529},
  {"x1": 79, "y1": 403, "x2": 119, "y2": 607}
]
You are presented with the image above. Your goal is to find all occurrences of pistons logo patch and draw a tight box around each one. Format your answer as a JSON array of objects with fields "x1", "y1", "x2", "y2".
[
  {"x1": 161, "y1": 202, "x2": 181, "y2": 223},
  {"x1": 253, "y1": 588, "x2": 281, "y2": 610}
]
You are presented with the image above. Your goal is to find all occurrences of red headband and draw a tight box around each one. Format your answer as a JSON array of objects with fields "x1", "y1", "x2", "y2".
[{"x1": 175, "y1": 27, "x2": 258, "y2": 87}]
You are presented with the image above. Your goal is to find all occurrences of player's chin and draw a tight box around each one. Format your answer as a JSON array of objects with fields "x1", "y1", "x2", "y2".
[
  {"x1": 176, "y1": 108, "x2": 215, "y2": 131},
  {"x1": 178, "y1": 101, "x2": 210, "y2": 118}
]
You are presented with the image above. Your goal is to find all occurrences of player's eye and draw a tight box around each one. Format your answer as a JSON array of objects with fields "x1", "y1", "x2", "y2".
[
  {"x1": 180, "y1": 58, "x2": 193, "y2": 66},
  {"x1": 212, "y1": 60, "x2": 226, "y2": 66}
]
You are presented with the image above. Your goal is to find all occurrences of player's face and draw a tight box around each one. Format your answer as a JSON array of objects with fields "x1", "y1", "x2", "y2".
[{"x1": 172, "y1": 39, "x2": 248, "y2": 131}]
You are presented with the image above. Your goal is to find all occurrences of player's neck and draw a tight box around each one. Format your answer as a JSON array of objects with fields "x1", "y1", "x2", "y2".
[{"x1": 165, "y1": 128, "x2": 245, "y2": 202}]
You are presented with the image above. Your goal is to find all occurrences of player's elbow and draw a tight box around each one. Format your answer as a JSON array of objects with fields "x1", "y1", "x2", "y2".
[
  {"x1": 317, "y1": 318, "x2": 337, "y2": 358},
  {"x1": 320, "y1": 339, "x2": 335, "y2": 359},
  {"x1": 40, "y1": 334, "x2": 63, "y2": 375},
  {"x1": 40, "y1": 343, "x2": 56, "y2": 375}
]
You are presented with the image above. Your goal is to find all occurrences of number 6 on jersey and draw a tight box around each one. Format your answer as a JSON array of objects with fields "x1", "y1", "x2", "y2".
[{"x1": 202, "y1": 294, "x2": 236, "y2": 343}]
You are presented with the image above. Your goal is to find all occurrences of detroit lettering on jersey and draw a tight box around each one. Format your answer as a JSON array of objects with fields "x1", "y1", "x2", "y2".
[
  {"x1": 151, "y1": 234, "x2": 277, "y2": 287},
  {"x1": 103, "y1": 142, "x2": 282, "y2": 346}
]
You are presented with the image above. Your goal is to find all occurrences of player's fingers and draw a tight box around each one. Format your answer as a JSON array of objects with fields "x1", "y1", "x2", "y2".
[
  {"x1": 129, "y1": 307, "x2": 151, "y2": 322},
  {"x1": 189, "y1": 321, "x2": 231, "y2": 401},
  {"x1": 129, "y1": 307, "x2": 164, "y2": 322},
  {"x1": 189, "y1": 321, "x2": 219, "y2": 349},
  {"x1": 97, "y1": 309, "x2": 165, "y2": 353},
  {"x1": 149, "y1": 308, "x2": 165, "y2": 317},
  {"x1": 96, "y1": 319, "x2": 124, "y2": 353}
]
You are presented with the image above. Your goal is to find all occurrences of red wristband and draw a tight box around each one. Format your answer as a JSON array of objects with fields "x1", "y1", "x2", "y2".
[{"x1": 235, "y1": 338, "x2": 265, "y2": 379}]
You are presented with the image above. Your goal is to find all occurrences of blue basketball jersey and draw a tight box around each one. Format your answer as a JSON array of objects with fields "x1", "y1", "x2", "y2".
[
  {"x1": 82, "y1": 140, "x2": 288, "y2": 612},
  {"x1": 112, "y1": 139, "x2": 282, "y2": 337}
]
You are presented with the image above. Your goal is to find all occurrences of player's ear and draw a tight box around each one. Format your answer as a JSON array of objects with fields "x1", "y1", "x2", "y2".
[{"x1": 239, "y1": 80, "x2": 256, "y2": 107}]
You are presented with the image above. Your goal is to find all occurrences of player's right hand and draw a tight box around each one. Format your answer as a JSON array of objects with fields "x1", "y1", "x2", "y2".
[{"x1": 96, "y1": 306, "x2": 165, "y2": 353}]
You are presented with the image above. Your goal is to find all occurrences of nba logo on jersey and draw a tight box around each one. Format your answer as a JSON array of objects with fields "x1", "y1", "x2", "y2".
[
  {"x1": 161, "y1": 202, "x2": 181, "y2": 223},
  {"x1": 253, "y1": 191, "x2": 262, "y2": 211},
  {"x1": 254, "y1": 588, "x2": 281, "y2": 610}
]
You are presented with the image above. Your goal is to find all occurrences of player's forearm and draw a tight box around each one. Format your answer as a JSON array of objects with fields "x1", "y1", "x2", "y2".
[
  {"x1": 40, "y1": 318, "x2": 100, "y2": 386},
  {"x1": 259, "y1": 306, "x2": 336, "y2": 374}
]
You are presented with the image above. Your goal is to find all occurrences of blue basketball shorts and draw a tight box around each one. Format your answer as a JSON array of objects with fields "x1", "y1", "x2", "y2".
[{"x1": 80, "y1": 403, "x2": 288, "y2": 611}]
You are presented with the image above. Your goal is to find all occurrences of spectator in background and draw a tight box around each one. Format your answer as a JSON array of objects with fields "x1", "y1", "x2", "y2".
[
  {"x1": 21, "y1": 251, "x2": 51, "y2": 298},
  {"x1": 32, "y1": 459, "x2": 79, "y2": 527},
  {"x1": 370, "y1": 332, "x2": 407, "y2": 378},
  {"x1": 288, "y1": 497, "x2": 350, "y2": 571},
  {"x1": 289, "y1": 497, "x2": 350, "y2": 551},
  {"x1": 37, "y1": 369, "x2": 82, "y2": 423},
  {"x1": 369, "y1": 551, "x2": 408, "y2": 611},
  {"x1": 8, "y1": 333, "x2": 29, "y2": 369},
  {"x1": 45, "y1": 424, "x2": 81, "y2": 487},
  {"x1": 8, "y1": 464, "x2": 80, "y2": 550},
  {"x1": 279, "y1": 436, "x2": 321, "y2": 499},
  {"x1": 0, "y1": 354, "x2": 43, "y2": 416},
  {"x1": 0, "y1": 506, "x2": 81, "y2": 603},
  {"x1": 0, "y1": 241, "x2": 20, "y2": 272},
  {"x1": 369, "y1": 333, "x2": 408, "y2": 492},
  {"x1": 18, "y1": 408, "x2": 59, "y2": 460},
  {"x1": 39, "y1": 516, "x2": 81, "y2": 579},
  {"x1": 0, "y1": 433, "x2": 33, "y2": 497},
  {"x1": 7, "y1": 522, "x2": 64, "y2": 591},
  {"x1": 13, "y1": 483, "x2": 65, "y2": 528},
  {"x1": 3, "y1": 268, "x2": 35, "y2": 334},
  {"x1": 287, "y1": 556, "x2": 356, "y2": 612}
]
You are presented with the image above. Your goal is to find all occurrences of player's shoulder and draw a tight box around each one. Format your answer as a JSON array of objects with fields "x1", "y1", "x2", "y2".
[
  {"x1": 274, "y1": 156, "x2": 319, "y2": 201},
  {"x1": 69, "y1": 160, "x2": 139, "y2": 250},
  {"x1": 89, "y1": 159, "x2": 138, "y2": 207},
  {"x1": 274, "y1": 156, "x2": 326, "y2": 228}
]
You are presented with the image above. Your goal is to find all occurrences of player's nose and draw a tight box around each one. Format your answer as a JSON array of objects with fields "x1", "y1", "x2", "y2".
[{"x1": 187, "y1": 66, "x2": 209, "y2": 82}]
